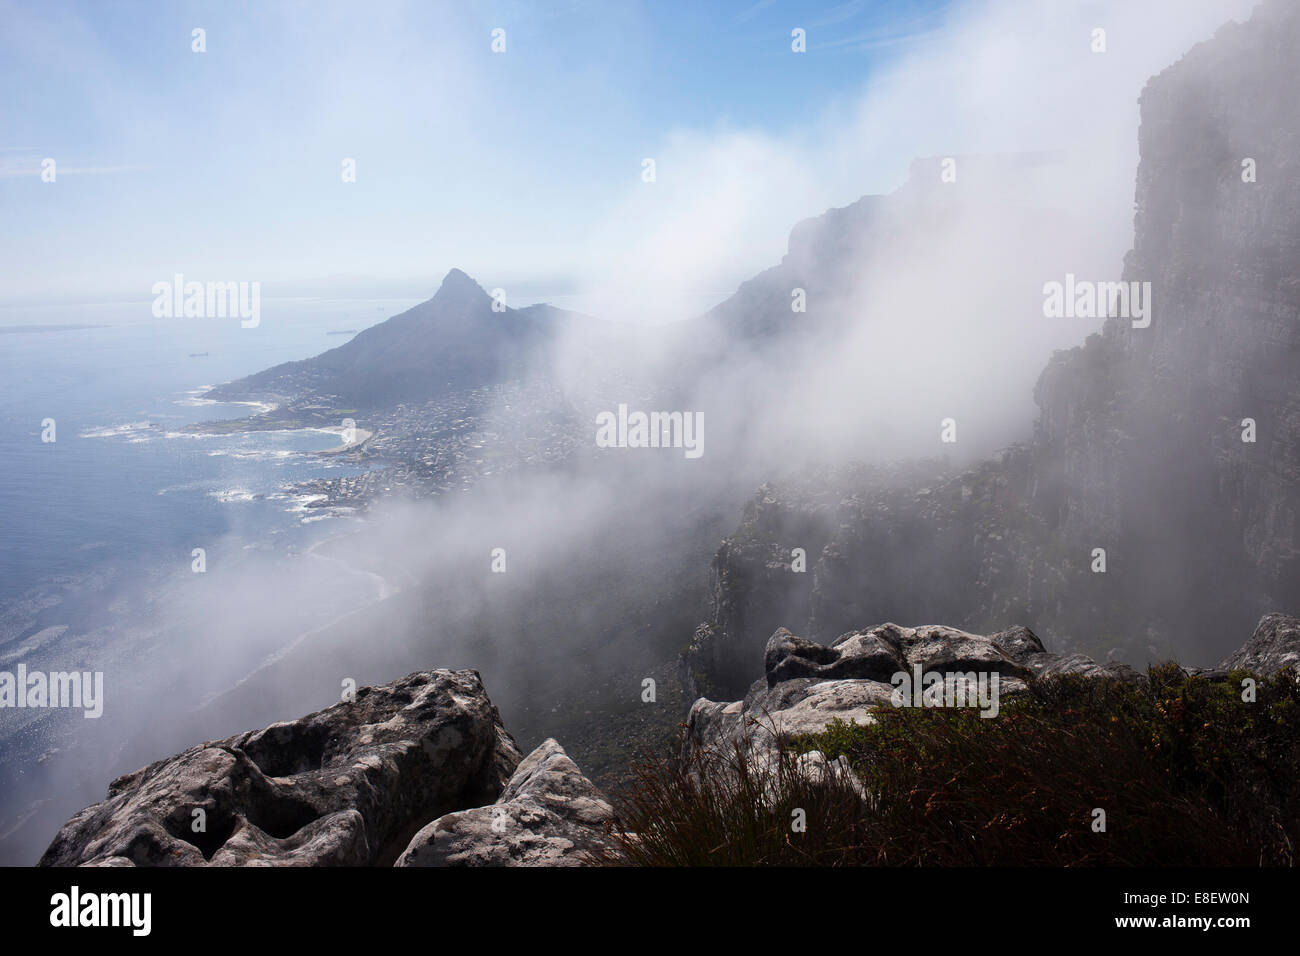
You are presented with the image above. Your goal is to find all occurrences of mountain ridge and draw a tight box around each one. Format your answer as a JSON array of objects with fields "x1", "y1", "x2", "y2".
[{"x1": 207, "y1": 268, "x2": 597, "y2": 409}]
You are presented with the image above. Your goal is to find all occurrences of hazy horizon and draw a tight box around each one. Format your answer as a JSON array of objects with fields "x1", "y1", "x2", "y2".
[{"x1": 2, "y1": 0, "x2": 1256, "y2": 320}]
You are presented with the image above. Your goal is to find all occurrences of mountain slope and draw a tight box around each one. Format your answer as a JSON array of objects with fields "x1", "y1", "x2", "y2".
[{"x1": 208, "y1": 269, "x2": 594, "y2": 408}]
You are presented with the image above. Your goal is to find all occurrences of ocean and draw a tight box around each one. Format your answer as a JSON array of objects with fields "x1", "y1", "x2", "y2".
[
  {"x1": 0, "y1": 295, "x2": 420, "y2": 862},
  {"x1": 0, "y1": 296, "x2": 419, "y2": 607}
]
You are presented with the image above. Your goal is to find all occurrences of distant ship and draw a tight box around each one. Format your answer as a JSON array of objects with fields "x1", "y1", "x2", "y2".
[
  {"x1": 327, "y1": 329, "x2": 358, "y2": 335},
  {"x1": 188, "y1": 351, "x2": 209, "y2": 357}
]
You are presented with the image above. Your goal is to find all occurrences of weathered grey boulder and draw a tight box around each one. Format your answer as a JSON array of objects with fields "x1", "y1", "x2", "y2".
[
  {"x1": 687, "y1": 615, "x2": 1300, "y2": 759},
  {"x1": 1217, "y1": 613, "x2": 1300, "y2": 675},
  {"x1": 40, "y1": 669, "x2": 522, "y2": 867},
  {"x1": 765, "y1": 627, "x2": 906, "y2": 686},
  {"x1": 687, "y1": 622, "x2": 1138, "y2": 756},
  {"x1": 395, "y1": 738, "x2": 620, "y2": 867},
  {"x1": 766, "y1": 623, "x2": 1045, "y2": 688},
  {"x1": 763, "y1": 679, "x2": 898, "y2": 739}
]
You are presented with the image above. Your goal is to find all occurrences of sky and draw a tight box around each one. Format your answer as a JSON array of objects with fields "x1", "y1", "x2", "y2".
[
  {"x1": 0, "y1": 0, "x2": 1254, "y2": 315},
  {"x1": 0, "y1": 0, "x2": 952, "y2": 306}
]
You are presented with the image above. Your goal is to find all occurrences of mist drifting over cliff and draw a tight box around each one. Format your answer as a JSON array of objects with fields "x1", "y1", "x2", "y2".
[{"x1": 4, "y1": 0, "x2": 1292, "y2": 872}]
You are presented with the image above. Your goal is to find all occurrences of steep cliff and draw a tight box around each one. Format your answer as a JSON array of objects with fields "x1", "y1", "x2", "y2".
[
  {"x1": 686, "y1": 0, "x2": 1300, "y2": 696},
  {"x1": 1031, "y1": 0, "x2": 1300, "y2": 648}
]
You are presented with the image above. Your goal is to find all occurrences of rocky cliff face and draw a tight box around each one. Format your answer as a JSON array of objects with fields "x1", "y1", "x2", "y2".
[
  {"x1": 1031, "y1": 0, "x2": 1300, "y2": 647},
  {"x1": 685, "y1": 0, "x2": 1300, "y2": 696},
  {"x1": 682, "y1": 454, "x2": 1061, "y2": 700},
  {"x1": 686, "y1": 149, "x2": 1079, "y2": 378}
]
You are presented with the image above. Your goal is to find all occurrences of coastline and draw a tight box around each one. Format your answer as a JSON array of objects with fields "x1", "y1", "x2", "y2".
[{"x1": 315, "y1": 424, "x2": 374, "y2": 455}]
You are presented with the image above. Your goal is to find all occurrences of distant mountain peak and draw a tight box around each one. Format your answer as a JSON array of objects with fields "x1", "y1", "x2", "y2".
[
  {"x1": 206, "y1": 263, "x2": 591, "y2": 408},
  {"x1": 434, "y1": 268, "x2": 489, "y2": 305}
]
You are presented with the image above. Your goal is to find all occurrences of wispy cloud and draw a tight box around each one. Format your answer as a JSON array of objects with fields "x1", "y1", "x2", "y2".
[
  {"x1": 809, "y1": 2, "x2": 948, "y2": 52},
  {"x1": 814, "y1": 25, "x2": 942, "y2": 53},
  {"x1": 732, "y1": 0, "x2": 777, "y2": 25},
  {"x1": 807, "y1": 0, "x2": 868, "y2": 29}
]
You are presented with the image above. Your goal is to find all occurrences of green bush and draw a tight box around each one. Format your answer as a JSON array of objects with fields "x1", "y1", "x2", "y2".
[{"x1": 607, "y1": 666, "x2": 1299, "y2": 866}]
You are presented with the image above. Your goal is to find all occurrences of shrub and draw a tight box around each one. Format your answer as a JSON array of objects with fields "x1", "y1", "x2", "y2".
[
  {"x1": 601, "y1": 738, "x2": 874, "y2": 866},
  {"x1": 607, "y1": 666, "x2": 1299, "y2": 866}
]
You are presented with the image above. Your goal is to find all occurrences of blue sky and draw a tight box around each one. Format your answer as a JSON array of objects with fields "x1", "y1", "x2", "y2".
[
  {"x1": 0, "y1": 0, "x2": 952, "y2": 305},
  {"x1": 0, "y1": 0, "x2": 1254, "y2": 316}
]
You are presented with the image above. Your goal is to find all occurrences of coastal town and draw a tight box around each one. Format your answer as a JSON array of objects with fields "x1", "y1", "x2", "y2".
[
  {"x1": 187, "y1": 341, "x2": 673, "y2": 514},
  {"x1": 186, "y1": 373, "x2": 614, "y2": 513},
  {"x1": 293, "y1": 378, "x2": 587, "y2": 509}
]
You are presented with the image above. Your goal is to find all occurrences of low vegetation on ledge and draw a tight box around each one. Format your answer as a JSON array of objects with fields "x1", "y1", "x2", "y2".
[{"x1": 606, "y1": 665, "x2": 1300, "y2": 866}]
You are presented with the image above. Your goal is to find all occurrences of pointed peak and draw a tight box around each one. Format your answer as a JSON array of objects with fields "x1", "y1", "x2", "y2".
[
  {"x1": 435, "y1": 268, "x2": 487, "y2": 298},
  {"x1": 427, "y1": 268, "x2": 492, "y2": 312}
]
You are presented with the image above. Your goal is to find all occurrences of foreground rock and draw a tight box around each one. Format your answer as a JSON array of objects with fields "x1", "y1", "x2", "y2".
[
  {"x1": 41, "y1": 614, "x2": 1297, "y2": 867},
  {"x1": 396, "y1": 738, "x2": 621, "y2": 866},
  {"x1": 40, "y1": 670, "x2": 522, "y2": 867},
  {"x1": 687, "y1": 616, "x2": 1296, "y2": 757}
]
